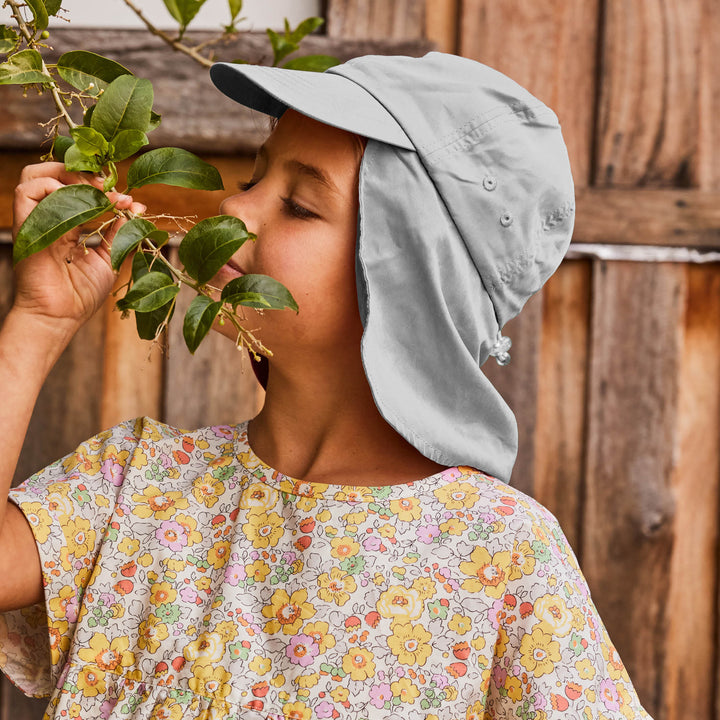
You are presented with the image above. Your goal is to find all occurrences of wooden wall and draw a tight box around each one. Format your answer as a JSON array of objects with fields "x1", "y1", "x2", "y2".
[{"x1": 1, "y1": 1, "x2": 719, "y2": 719}]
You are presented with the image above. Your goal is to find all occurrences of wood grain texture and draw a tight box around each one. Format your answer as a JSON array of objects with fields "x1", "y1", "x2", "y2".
[
  {"x1": 0, "y1": 29, "x2": 433, "y2": 155},
  {"x1": 582, "y1": 261, "x2": 686, "y2": 716},
  {"x1": 163, "y1": 248, "x2": 264, "y2": 431},
  {"x1": 425, "y1": 0, "x2": 459, "y2": 53},
  {"x1": 326, "y1": 0, "x2": 426, "y2": 39}
]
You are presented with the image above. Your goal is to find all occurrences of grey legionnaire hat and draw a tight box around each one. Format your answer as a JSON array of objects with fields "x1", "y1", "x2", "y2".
[{"x1": 209, "y1": 51, "x2": 576, "y2": 483}]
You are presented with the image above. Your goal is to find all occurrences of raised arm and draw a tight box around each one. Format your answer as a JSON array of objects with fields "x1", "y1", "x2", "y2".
[{"x1": 0, "y1": 163, "x2": 144, "y2": 612}]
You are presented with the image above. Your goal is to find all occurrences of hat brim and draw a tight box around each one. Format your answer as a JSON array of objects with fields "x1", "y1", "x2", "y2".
[{"x1": 209, "y1": 62, "x2": 414, "y2": 151}]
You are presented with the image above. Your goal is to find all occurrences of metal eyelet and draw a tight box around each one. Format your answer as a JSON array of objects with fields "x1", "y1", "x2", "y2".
[
  {"x1": 500, "y1": 211, "x2": 513, "y2": 227},
  {"x1": 482, "y1": 175, "x2": 497, "y2": 191}
]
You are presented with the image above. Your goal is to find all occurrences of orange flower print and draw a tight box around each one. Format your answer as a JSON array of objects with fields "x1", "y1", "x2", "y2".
[
  {"x1": 342, "y1": 647, "x2": 376, "y2": 681},
  {"x1": 459, "y1": 547, "x2": 511, "y2": 598},
  {"x1": 149, "y1": 582, "x2": 177, "y2": 606},
  {"x1": 519, "y1": 625, "x2": 561, "y2": 678},
  {"x1": 262, "y1": 589, "x2": 316, "y2": 635},
  {"x1": 132, "y1": 486, "x2": 189, "y2": 520}
]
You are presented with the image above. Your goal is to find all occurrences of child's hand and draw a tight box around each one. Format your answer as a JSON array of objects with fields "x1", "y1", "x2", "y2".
[{"x1": 11, "y1": 162, "x2": 146, "y2": 335}]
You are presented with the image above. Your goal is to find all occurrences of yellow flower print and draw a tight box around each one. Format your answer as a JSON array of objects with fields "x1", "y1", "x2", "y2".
[
  {"x1": 174, "y1": 514, "x2": 203, "y2": 547},
  {"x1": 387, "y1": 622, "x2": 433, "y2": 666},
  {"x1": 188, "y1": 663, "x2": 232, "y2": 699},
  {"x1": 471, "y1": 634, "x2": 486, "y2": 652},
  {"x1": 249, "y1": 655, "x2": 272, "y2": 675},
  {"x1": 214, "y1": 620, "x2": 238, "y2": 643},
  {"x1": 207, "y1": 540, "x2": 231, "y2": 569},
  {"x1": 330, "y1": 686, "x2": 349, "y2": 703},
  {"x1": 77, "y1": 632, "x2": 135, "y2": 671},
  {"x1": 342, "y1": 647, "x2": 376, "y2": 681},
  {"x1": 239, "y1": 482, "x2": 279, "y2": 512},
  {"x1": 519, "y1": 625, "x2": 561, "y2": 678},
  {"x1": 330, "y1": 535, "x2": 360, "y2": 560},
  {"x1": 467, "y1": 700, "x2": 486, "y2": 720},
  {"x1": 389, "y1": 496, "x2": 422, "y2": 521},
  {"x1": 296, "y1": 672, "x2": 319, "y2": 688},
  {"x1": 76, "y1": 665, "x2": 106, "y2": 697},
  {"x1": 411, "y1": 576, "x2": 436, "y2": 601},
  {"x1": 22, "y1": 503, "x2": 52, "y2": 543},
  {"x1": 195, "y1": 577, "x2": 211, "y2": 592},
  {"x1": 48, "y1": 619, "x2": 70, "y2": 664},
  {"x1": 47, "y1": 490, "x2": 73, "y2": 518},
  {"x1": 191, "y1": 473, "x2": 225, "y2": 508},
  {"x1": 571, "y1": 606, "x2": 586, "y2": 631},
  {"x1": 304, "y1": 621, "x2": 336, "y2": 653},
  {"x1": 152, "y1": 701, "x2": 183, "y2": 720},
  {"x1": 391, "y1": 677, "x2": 420, "y2": 704},
  {"x1": 246, "y1": 559, "x2": 271, "y2": 582},
  {"x1": 283, "y1": 701, "x2": 312, "y2": 720},
  {"x1": 49, "y1": 586, "x2": 76, "y2": 619},
  {"x1": 262, "y1": 588, "x2": 316, "y2": 635},
  {"x1": 343, "y1": 510, "x2": 367, "y2": 524},
  {"x1": 509, "y1": 540, "x2": 536, "y2": 580},
  {"x1": 150, "y1": 582, "x2": 177, "y2": 606},
  {"x1": 317, "y1": 567, "x2": 357, "y2": 606},
  {"x1": 243, "y1": 511, "x2": 284, "y2": 549},
  {"x1": 434, "y1": 481, "x2": 480, "y2": 510},
  {"x1": 534, "y1": 594, "x2": 574, "y2": 637},
  {"x1": 63, "y1": 450, "x2": 101, "y2": 476},
  {"x1": 117, "y1": 537, "x2": 140, "y2": 556},
  {"x1": 601, "y1": 641, "x2": 627, "y2": 681},
  {"x1": 130, "y1": 446, "x2": 148, "y2": 469},
  {"x1": 378, "y1": 523, "x2": 396, "y2": 538},
  {"x1": 65, "y1": 517, "x2": 95, "y2": 559},
  {"x1": 333, "y1": 487, "x2": 373, "y2": 503},
  {"x1": 444, "y1": 685, "x2": 458, "y2": 701},
  {"x1": 459, "y1": 547, "x2": 511, "y2": 598},
  {"x1": 448, "y1": 613, "x2": 472, "y2": 635},
  {"x1": 493, "y1": 627, "x2": 509, "y2": 657},
  {"x1": 132, "y1": 486, "x2": 189, "y2": 520},
  {"x1": 137, "y1": 614, "x2": 169, "y2": 653},
  {"x1": 505, "y1": 675, "x2": 523, "y2": 702},
  {"x1": 376, "y1": 585, "x2": 423, "y2": 622},
  {"x1": 439, "y1": 517, "x2": 468, "y2": 536},
  {"x1": 184, "y1": 632, "x2": 226, "y2": 664}
]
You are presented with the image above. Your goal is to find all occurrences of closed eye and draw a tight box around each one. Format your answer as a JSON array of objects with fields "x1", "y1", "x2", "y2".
[{"x1": 236, "y1": 180, "x2": 319, "y2": 220}]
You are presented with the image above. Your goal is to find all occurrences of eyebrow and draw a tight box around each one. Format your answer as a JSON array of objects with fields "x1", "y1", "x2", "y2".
[{"x1": 256, "y1": 145, "x2": 340, "y2": 196}]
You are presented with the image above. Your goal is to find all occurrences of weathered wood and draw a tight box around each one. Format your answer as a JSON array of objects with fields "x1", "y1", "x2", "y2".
[
  {"x1": 662, "y1": 264, "x2": 720, "y2": 720},
  {"x1": 163, "y1": 248, "x2": 264, "y2": 431},
  {"x1": 326, "y1": 0, "x2": 426, "y2": 39},
  {"x1": 425, "y1": 0, "x2": 459, "y2": 53},
  {"x1": 0, "y1": 29, "x2": 433, "y2": 154},
  {"x1": 533, "y1": 259, "x2": 591, "y2": 550},
  {"x1": 0, "y1": 680, "x2": 46, "y2": 720},
  {"x1": 583, "y1": 261, "x2": 686, "y2": 717}
]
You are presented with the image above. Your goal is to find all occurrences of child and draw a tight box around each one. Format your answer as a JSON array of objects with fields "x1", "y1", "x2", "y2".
[{"x1": 0, "y1": 52, "x2": 653, "y2": 719}]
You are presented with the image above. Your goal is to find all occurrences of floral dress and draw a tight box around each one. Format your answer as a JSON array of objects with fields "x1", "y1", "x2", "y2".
[{"x1": 0, "y1": 417, "x2": 653, "y2": 720}]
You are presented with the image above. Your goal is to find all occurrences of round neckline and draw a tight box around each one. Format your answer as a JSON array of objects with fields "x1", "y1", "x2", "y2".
[{"x1": 234, "y1": 420, "x2": 467, "y2": 503}]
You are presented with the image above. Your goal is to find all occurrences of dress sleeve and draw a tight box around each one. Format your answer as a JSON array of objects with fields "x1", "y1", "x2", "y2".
[
  {"x1": 481, "y1": 505, "x2": 654, "y2": 720},
  {"x1": 0, "y1": 417, "x2": 147, "y2": 698}
]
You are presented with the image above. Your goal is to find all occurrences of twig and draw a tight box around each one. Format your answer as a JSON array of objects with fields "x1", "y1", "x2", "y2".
[
  {"x1": 6, "y1": 0, "x2": 77, "y2": 129},
  {"x1": 120, "y1": 0, "x2": 214, "y2": 69}
]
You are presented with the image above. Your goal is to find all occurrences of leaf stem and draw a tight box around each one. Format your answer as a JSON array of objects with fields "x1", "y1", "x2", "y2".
[{"x1": 120, "y1": 0, "x2": 214, "y2": 68}]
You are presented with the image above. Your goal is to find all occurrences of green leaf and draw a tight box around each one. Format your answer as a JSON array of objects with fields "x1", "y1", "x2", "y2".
[
  {"x1": 116, "y1": 271, "x2": 179, "y2": 312},
  {"x1": 266, "y1": 29, "x2": 297, "y2": 66},
  {"x1": 13, "y1": 184, "x2": 112, "y2": 265},
  {"x1": 43, "y1": 0, "x2": 62, "y2": 16},
  {"x1": 228, "y1": 0, "x2": 242, "y2": 22},
  {"x1": 0, "y1": 49, "x2": 53, "y2": 85},
  {"x1": 70, "y1": 126, "x2": 109, "y2": 156},
  {"x1": 162, "y1": 0, "x2": 207, "y2": 29},
  {"x1": 135, "y1": 300, "x2": 175, "y2": 340},
  {"x1": 178, "y1": 215, "x2": 251, "y2": 284},
  {"x1": 91, "y1": 74, "x2": 153, "y2": 141},
  {"x1": 183, "y1": 295, "x2": 222, "y2": 353},
  {"x1": 148, "y1": 110, "x2": 162, "y2": 132},
  {"x1": 83, "y1": 104, "x2": 95, "y2": 126},
  {"x1": 103, "y1": 161, "x2": 119, "y2": 193},
  {"x1": 57, "y1": 51, "x2": 132, "y2": 97},
  {"x1": 64, "y1": 143, "x2": 102, "y2": 173},
  {"x1": 126, "y1": 147, "x2": 223, "y2": 191},
  {"x1": 221, "y1": 274, "x2": 298, "y2": 312},
  {"x1": 283, "y1": 54, "x2": 340, "y2": 73},
  {"x1": 0, "y1": 26, "x2": 20, "y2": 54},
  {"x1": 109, "y1": 129, "x2": 149, "y2": 162},
  {"x1": 132, "y1": 249, "x2": 173, "y2": 281},
  {"x1": 111, "y1": 217, "x2": 168, "y2": 271},
  {"x1": 51, "y1": 134, "x2": 73, "y2": 161},
  {"x1": 288, "y1": 17, "x2": 324, "y2": 44},
  {"x1": 25, "y1": 0, "x2": 49, "y2": 30}
]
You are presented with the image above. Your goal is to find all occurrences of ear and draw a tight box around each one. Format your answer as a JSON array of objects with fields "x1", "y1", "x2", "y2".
[{"x1": 250, "y1": 352, "x2": 269, "y2": 390}]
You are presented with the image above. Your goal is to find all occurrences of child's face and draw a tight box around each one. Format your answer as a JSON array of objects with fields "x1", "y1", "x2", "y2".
[{"x1": 211, "y1": 109, "x2": 365, "y2": 360}]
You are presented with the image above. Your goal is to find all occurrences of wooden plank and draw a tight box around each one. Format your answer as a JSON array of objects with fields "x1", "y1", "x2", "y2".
[
  {"x1": 482, "y1": 289, "x2": 542, "y2": 498},
  {"x1": 162, "y1": 248, "x2": 264, "y2": 431},
  {"x1": 533, "y1": 259, "x2": 591, "y2": 550},
  {"x1": 582, "y1": 261, "x2": 686, "y2": 716},
  {"x1": 326, "y1": 0, "x2": 426, "y2": 39},
  {"x1": 662, "y1": 264, "x2": 720, "y2": 720},
  {"x1": 425, "y1": 0, "x2": 459, "y2": 53},
  {"x1": 0, "y1": 29, "x2": 433, "y2": 154}
]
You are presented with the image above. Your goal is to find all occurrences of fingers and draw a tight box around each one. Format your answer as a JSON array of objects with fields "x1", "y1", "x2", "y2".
[{"x1": 19, "y1": 162, "x2": 105, "y2": 190}]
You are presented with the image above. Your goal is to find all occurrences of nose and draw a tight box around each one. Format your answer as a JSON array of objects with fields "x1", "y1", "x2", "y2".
[{"x1": 219, "y1": 189, "x2": 258, "y2": 237}]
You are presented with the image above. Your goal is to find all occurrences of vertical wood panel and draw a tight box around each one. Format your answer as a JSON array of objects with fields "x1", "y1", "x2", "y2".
[
  {"x1": 425, "y1": 0, "x2": 459, "y2": 53},
  {"x1": 583, "y1": 261, "x2": 686, "y2": 716},
  {"x1": 326, "y1": 0, "x2": 426, "y2": 39}
]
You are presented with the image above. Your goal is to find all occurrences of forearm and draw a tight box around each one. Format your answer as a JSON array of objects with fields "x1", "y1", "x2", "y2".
[{"x1": 0, "y1": 308, "x2": 76, "y2": 526}]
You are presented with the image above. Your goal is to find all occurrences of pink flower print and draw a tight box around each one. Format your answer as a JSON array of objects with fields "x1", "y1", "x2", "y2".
[
  {"x1": 282, "y1": 551, "x2": 297, "y2": 564},
  {"x1": 599, "y1": 679, "x2": 621, "y2": 712},
  {"x1": 417, "y1": 524, "x2": 441, "y2": 544},
  {"x1": 369, "y1": 683, "x2": 393, "y2": 709},
  {"x1": 101, "y1": 458, "x2": 124, "y2": 486},
  {"x1": 155, "y1": 520, "x2": 188, "y2": 552},
  {"x1": 224, "y1": 563, "x2": 247, "y2": 586},
  {"x1": 442, "y1": 468, "x2": 463, "y2": 482},
  {"x1": 431, "y1": 673, "x2": 448, "y2": 689},
  {"x1": 491, "y1": 665, "x2": 507, "y2": 689},
  {"x1": 363, "y1": 535, "x2": 382, "y2": 552},
  {"x1": 179, "y1": 586, "x2": 199, "y2": 604},
  {"x1": 315, "y1": 701, "x2": 336, "y2": 718},
  {"x1": 159, "y1": 453, "x2": 172, "y2": 469},
  {"x1": 285, "y1": 634, "x2": 319, "y2": 667},
  {"x1": 212, "y1": 425, "x2": 234, "y2": 439}
]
